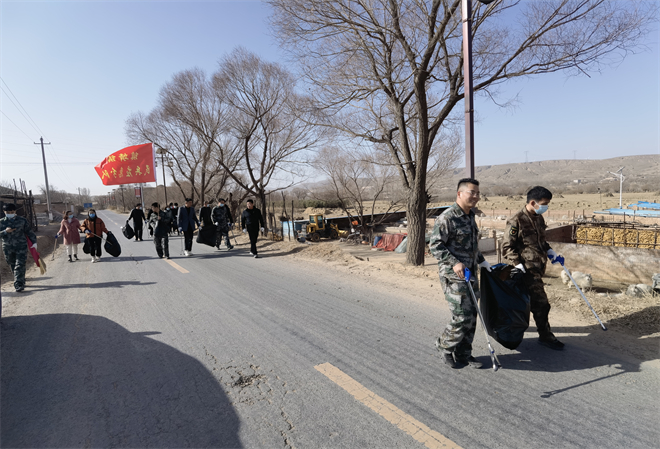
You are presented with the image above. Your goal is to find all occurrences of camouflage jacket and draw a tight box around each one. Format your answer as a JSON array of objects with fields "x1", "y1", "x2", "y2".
[
  {"x1": 429, "y1": 203, "x2": 485, "y2": 279},
  {"x1": 0, "y1": 215, "x2": 37, "y2": 252},
  {"x1": 149, "y1": 210, "x2": 172, "y2": 238},
  {"x1": 502, "y1": 207, "x2": 552, "y2": 273}
]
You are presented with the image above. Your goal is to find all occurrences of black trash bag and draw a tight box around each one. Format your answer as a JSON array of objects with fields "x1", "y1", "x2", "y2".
[
  {"x1": 82, "y1": 237, "x2": 91, "y2": 254},
  {"x1": 196, "y1": 224, "x2": 217, "y2": 247},
  {"x1": 480, "y1": 264, "x2": 530, "y2": 350},
  {"x1": 122, "y1": 221, "x2": 135, "y2": 240},
  {"x1": 104, "y1": 232, "x2": 121, "y2": 257}
]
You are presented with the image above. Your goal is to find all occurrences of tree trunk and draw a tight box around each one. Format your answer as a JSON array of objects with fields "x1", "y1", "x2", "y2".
[{"x1": 405, "y1": 181, "x2": 427, "y2": 266}]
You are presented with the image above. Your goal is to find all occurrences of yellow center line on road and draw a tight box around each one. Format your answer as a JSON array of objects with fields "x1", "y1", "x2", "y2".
[
  {"x1": 164, "y1": 258, "x2": 189, "y2": 273},
  {"x1": 315, "y1": 363, "x2": 461, "y2": 449}
]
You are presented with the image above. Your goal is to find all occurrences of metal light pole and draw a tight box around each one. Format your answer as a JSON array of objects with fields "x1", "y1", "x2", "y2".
[
  {"x1": 34, "y1": 137, "x2": 52, "y2": 220},
  {"x1": 156, "y1": 146, "x2": 170, "y2": 205},
  {"x1": 462, "y1": 0, "x2": 496, "y2": 178}
]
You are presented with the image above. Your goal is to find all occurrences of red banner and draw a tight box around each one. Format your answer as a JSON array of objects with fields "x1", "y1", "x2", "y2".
[{"x1": 95, "y1": 143, "x2": 156, "y2": 186}]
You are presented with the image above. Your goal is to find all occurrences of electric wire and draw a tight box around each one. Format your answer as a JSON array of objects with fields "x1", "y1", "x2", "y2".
[
  {"x1": 0, "y1": 77, "x2": 47, "y2": 137},
  {"x1": 0, "y1": 110, "x2": 35, "y2": 141}
]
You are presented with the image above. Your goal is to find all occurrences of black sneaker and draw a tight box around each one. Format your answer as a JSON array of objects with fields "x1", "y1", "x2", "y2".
[
  {"x1": 254, "y1": 254, "x2": 259, "y2": 258},
  {"x1": 16, "y1": 286, "x2": 25, "y2": 292},
  {"x1": 538, "y1": 337, "x2": 565, "y2": 350},
  {"x1": 68, "y1": 256, "x2": 73, "y2": 262},
  {"x1": 74, "y1": 254, "x2": 78, "y2": 260},
  {"x1": 228, "y1": 245, "x2": 234, "y2": 250},
  {"x1": 456, "y1": 356, "x2": 484, "y2": 369},
  {"x1": 442, "y1": 352, "x2": 459, "y2": 369}
]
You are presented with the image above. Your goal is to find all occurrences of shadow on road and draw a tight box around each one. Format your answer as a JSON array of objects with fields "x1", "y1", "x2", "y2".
[
  {"x1": 9, "y1": 281, "x2": 158, "y2": 295},
  {"x1": 1, "y1": 314, "x2": 242, "y2": 448}
]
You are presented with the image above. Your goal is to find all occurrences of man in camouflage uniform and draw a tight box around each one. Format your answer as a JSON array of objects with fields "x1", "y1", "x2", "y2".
[
  {"x1": 212, "y1": 198, "x2": 234, "y2": 250},
  {"x1": 502, "y1": 186, "x2": 565, "y2": 350},
  {"x1": 148, "y1": 202, "x2": 172, "y2": 259},
  {"x1": 0, "y1": 203, "x2": 38, "y2": 292},
  {"x1": 430, "y1": 178, "x2": 491, "y2": 369}
]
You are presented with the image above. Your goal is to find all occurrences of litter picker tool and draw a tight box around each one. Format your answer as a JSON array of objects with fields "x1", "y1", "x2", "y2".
[
  {"x1": 465, "y1": 268, "x2": 502, "y2": 372},
  {"x1": 51, "y1": 235, "x2": 58, "y2": 261},
  {"x1": 229, "y1": 226, "x2": 238, "y2": 245},
  {"x1": 549, "y1": 255, "x2": 607, "y2": 331}
]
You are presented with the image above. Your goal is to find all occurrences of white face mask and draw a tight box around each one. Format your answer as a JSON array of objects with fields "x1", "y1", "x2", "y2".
[{"x1": 5, "y1": 213, "x2": 15, "y2": 219}]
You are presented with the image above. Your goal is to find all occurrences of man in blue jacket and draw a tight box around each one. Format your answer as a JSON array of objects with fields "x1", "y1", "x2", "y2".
[{"x1": 178, "y1": 198, "x2": 199, "y2": 256}]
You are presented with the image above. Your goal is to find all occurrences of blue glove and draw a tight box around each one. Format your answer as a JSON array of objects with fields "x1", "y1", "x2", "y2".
[
  {"x1": 55, "y1": 234, "x2": 60, "y2": 238},
  {"x1": 549, "y1": 254, "x2": 565, "y2": 266},
  {"x1": 464, "y1": 268, "x2": 472, "y2": 282},
  {"x1": 178, "y1": 227, "x2": 183, "y2": 232}
]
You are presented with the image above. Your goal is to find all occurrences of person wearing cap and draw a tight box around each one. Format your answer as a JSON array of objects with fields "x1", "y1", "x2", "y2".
[
  {"x1": 0, "y1": 203, "x2": 38, "y2": 292},
  {"x1": 177, "y1": 198, "x2": 199, "y2": 256},
  {"x1": 56, "y1": 210, "x2": 82, "y2": 262},
  {"x1": 80, "y1": 209, "x2": 109, "y2": 263},
  {"x1": 212, "y1": 198, "x2": 234, "y2": 250}
]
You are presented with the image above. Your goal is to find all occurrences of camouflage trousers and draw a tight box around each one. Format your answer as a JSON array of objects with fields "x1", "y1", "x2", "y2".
[
  {"x1": 437, "y1": 275, "x2": 478, "y2": 358},
  {"x1": 4, "y1": 248, "x2": 27, "y2": 290},
  {"x1": 215, "y1": 226, "x2": 231, "y2": 248},
  {"x1": 522, "y1": 271, "x2": 553, "y2": 339}
]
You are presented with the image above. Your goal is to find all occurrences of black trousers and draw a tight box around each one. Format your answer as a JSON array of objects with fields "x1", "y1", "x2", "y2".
[
  {"x1": 215, "y1": 226, "x2": 231, "y2": 248},
  {"x1": 134, "y1": 223, "x2": 143, "y2": 240},
  {"x1": 88, "y1": 236, "x2": 102, "y2": 257},
  {"x1": 154, "y1": 234, "x2": 169, "y2": 258},
  {"x1": 247, "y1": 227, "x2": 259, "y2": 255},
  {"x1": 183, "y1": 229, "x2": 194, "y2": 251}
]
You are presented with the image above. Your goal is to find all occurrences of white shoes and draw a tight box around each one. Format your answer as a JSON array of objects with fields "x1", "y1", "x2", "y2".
[
  {"x1": 91, "y1": 258, "x2": 96, "y2": 263},
  {"x1": 184, "y1": 250, "x2": 193, "y2": 257}
]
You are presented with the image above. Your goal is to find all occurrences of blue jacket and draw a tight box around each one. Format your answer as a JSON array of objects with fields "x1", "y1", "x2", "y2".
[{"x1": 177, "y1": 206, "x2": 199, "y2": 232}]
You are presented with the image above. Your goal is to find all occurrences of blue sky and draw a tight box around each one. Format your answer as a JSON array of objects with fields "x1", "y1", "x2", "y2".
[{"x1": 1, "y1": 0, "x2": 658, "y2": 195}]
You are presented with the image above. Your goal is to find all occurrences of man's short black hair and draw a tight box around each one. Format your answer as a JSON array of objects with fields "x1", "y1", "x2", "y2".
[
  {"x1": 2, "y1": 203, "x2": 16, "y2": 212},
  {"x1": 247, "y1": 199, "x2": 254, "y2": 204},
  {"x1": 457, "y1": 178, "x2": 480, "y2": 191},
  {"x1": 136, "y1": 203, "x2": 141, "y2": 208},
  {"x1": 184, "y1": 198, "x2": 192, "y2": 202},
  {"x1": 527, "y1": 186, "x2": 553, "y2": 203},
  {"x1": 218, "y1": 198, "x2": 225, "y2": 203},
  {"x1": 174, "y1": 203, "x2": 179, "y2": 206},
  {"x1": 151, "y1": 202, "x2": 160, "y2": 208}
]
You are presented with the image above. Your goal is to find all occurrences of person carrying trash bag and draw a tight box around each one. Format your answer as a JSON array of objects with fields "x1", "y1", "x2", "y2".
[
  {"x1": 0, "y1": 203, "x2": 38, "y2": 292},
  {"x1": 502, "y1": 186, "x2": 565, "y2": 350},
  {"x1": 149, "y1": 202, "x2": 172, "y2": 259},
  {"x1": 80, "y1": 209, "x2": 109, "y2": 263},
  {"x1": 128, "y1": 203, "x2": 146, "y2": 241},
  {"x1": 212, "y1": 198, "x2": 234, "y2": 250},
  {"x1": 429, "y1": 178, "x2": 491, "y2": 369},
  {"x1": 56, "y1": 210, "x2": 82, "y2": 262}
]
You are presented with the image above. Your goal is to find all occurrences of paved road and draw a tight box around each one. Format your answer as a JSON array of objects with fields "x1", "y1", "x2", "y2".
[{"x1": 1, "y1": 209, "x2": 658, "y2": 448}]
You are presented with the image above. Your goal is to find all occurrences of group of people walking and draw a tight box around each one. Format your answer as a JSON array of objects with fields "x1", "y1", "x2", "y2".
[
  {"x1": 430, "y1": 179, "x2": 565, "y2": 370},
  {"x1": 136, "y1": 198, "x2": 265, "y2": 260}
]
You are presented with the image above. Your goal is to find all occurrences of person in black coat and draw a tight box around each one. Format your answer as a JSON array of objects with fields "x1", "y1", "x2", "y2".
[
  {"x1": 177, "y1": 198, "x2": 199, "y2": 256},
  {"x1": 148, "y1": 202, "x2": 172, "y2": 259},
  {"x1": 199, "y1": 199, "x2": 213, "y2": 228},
  {"x1": 240, "y1": 199, "x2": 265, "y2": 258},
  {"x1": 212, "y1": 198, "x2": 234, "y2": 250},
  {"x1": 128, "y1": 203, "x2": 146, "y2": 241}
]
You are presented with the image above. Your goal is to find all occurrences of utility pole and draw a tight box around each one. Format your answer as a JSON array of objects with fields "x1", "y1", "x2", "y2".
[
  {"x1": 524, "y1": 151, "x2": 529, "y2": 163},
  {"x1": 34, "y1": 137, "x2": 52, "y2": 221},
  {"x1": 78, "y1": 187, "x2": 82, "y2": 205}
]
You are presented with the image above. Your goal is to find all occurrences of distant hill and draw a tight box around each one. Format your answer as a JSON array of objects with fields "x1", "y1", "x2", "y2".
[{"x1": 431, "y1": 154, "x2": 660, "y2": 197}]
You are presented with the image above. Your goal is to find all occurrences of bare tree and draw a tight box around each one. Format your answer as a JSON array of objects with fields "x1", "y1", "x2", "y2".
[
  {"x1": 210, "y1": 47, "x2": 324, "y2": 213},
  {"x1": 126, "y1": 69, "x2": 235, "y2": 206},
  {"x1": 313, "y1": 146, "x2": 406, "y2": 239},
  {"x1": 270, "y1": 0, "x2": 657, "y2": 265}
]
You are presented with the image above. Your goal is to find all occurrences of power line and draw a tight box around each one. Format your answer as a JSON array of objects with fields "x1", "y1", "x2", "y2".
[
  {"x1": 0, "y1": 77, "x2": 47, "y2": 137},
  {"x1": 0, "y1": 110, "x2": 35, "y2": 141},
  {"x1": 0, "y1": 86, "x2": 42, "y2": 137}
]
